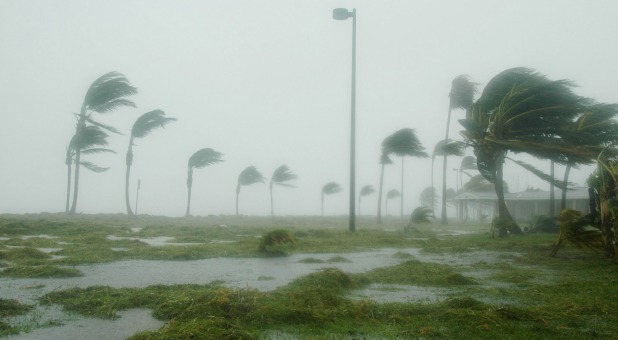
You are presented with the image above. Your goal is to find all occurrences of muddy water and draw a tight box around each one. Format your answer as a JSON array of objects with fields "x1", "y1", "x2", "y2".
[{"x1": 2, "y1": 247, "x2": 518, "y2": 339}]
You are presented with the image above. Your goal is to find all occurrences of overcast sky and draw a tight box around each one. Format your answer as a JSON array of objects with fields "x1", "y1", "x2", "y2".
[{"x1": 1, "y1": 1, "x2": 617, "y2": 217}]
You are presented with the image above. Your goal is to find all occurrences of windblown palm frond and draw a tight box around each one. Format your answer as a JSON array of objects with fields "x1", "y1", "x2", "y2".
[
  {"x1": 360, "y1": 185, "x2": 375, "y2": 197},
  {"x1": 432, "y1": 139, "x2": 453, "y2": 158},
  {"x1": 380, "y1": 153, "x2": 393, "y2": 165},
  {"x1": 507, "y1": 157, "x2": 569, "y2": 190},
  {"x1": 449, "y1": 75, "x2": 477, "y2": 110},
  {"x1": 238, "y1": 166, "x2": 265, "y2": 186},
  {"x1": 440, "y1": 141, "x2": 466, "y2": 157},
  {"x1": 409, "y1": 206, "x2": 434, "y2": 224},
  {"x1": 85, "y1": 116, "x2": 123, "y2": 135},
  {"x1": 463, "y1": 175, "x2": 497, "y2": 192},
  {"x1": 70, "y1": 125, "x2": 110, "y2": 150},
  {"x1": 382, "y1": 128, "x2": 429, "y2": 158},
  {"x1": 131, "y1": 110, "x2": 177, "y2": 139},
  {"x1": 386, "y1": 189, "x2": 400, "y2": 200},
  {"x1": 550, "y1": 209, "x2": 603, "y2": 257},
  {"x1": 271, "y1": 165, "x2": 297, "y2": 187},
  {"x1": 420, "y1": 186, "x2": 438, "y2": 208},
  {"x1": 322, "y1": 182, "x2": 342, "y2": 195},
  {"x1": 79, "y1": 161, "x2": 109, "y2": 173},
  {"x1": 83, "y1": 72, "x2": 138, "y2": 114},
  {"x1": 188, "y1": 148, "x2": 224, "y2": 169}
]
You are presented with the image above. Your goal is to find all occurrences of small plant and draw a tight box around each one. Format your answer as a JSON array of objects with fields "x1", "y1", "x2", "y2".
[{"x1": 258, "y1": 229, "x2": 296, "y2": 255}]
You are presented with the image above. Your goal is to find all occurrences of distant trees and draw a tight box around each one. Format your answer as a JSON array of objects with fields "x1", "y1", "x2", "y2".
[
  {"x1": 185, "y1": 148, "x2": 223, "y2": 217},
  {"x1": 321, "y1": 182, "x2": 342, "y2": 216},
  {"x1": 125, "y1": 110, "x2": 176, "y2": 216},
  {"x1": 376, "y1": 151, "x2": 393, "y2": 224},
  {"x1": 385, "y1": 189, "x2": 400, "y2": 216},
  {"x1": 269, "y1": 165, "x2": 298, "y2": 217},
  {"x1": 236, "y1": 166, "x2": 265, "y2": 216},
  {"x1": 67, "y1": 72, "x2": 137, "y2": 214},
  {"x1": 358, "y1": 185, "x2": 375, "y2": 216}
]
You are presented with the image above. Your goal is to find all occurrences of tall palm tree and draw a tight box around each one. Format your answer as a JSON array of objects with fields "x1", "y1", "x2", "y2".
[
  {"x1": 376, "y1": 149, "x2": 393, "y2": 224},
  {"x1": 236, "y1": 166, "x2": 265, "y2": 216},
  {"x1": 385, "y1": 189, "x2": 401, "y2": 216},
  {"x1": 65, "y1": 126, "x2": 115, "y2": 212},
  {"x1": 358, "y1": 185, "x2": 375, "y2": 216},
  {"x1": 441, "y1": 75, "x2": 477, "y2": 225},
  {"x1": 459, "y1": 67, "x2": 597, "y2": 233},
  {"x1": 321, "y1": 182, "x2": 342, "y2": 216},
  {"x1": 69, "y1": 72, "x2": 137, "y2": 214},
  {"x1": 269, "y1": 165, "x2": 297, "y2": 217},
  {"x1": 381, "y1": 128, "x2": 428, "y2": 218},
  {"x1": 125, "y1": 110, "x2": 176, "y2": 216},
  {"x1": 185, "y1": 148, "x2": 223, "y2": 217}
]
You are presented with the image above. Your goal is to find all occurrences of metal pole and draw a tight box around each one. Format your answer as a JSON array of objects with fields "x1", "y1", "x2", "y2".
[{"x1": 349, "y1": 9, "x2": 357, "y2": 232}]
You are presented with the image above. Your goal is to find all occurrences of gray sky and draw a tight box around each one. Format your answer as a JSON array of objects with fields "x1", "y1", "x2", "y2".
[{"x1": 1, "y1": 0, "x2": 617, "y2": 217}]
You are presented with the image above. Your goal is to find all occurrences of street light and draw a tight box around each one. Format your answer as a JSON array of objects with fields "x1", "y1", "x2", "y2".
[{"x1": 332, "y1": 8, "x2": 357, "y2": 232}]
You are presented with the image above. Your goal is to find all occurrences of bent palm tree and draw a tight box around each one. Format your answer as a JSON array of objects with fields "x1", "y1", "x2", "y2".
[
  {"x1": 125, "y1": 110, "x2": 176, "y2": 216},
  {"x1": 236, "y1": 166, "x2": 265, "y2": 216},
  {"x1": 269, "y1": 165, "x2": 298, "y2": 217},
  {"x1": 385, "y1": 189, "x2": 401, "y2": 216},
  {"x1": 321, "y1": 182, "x2": 342, "y2": 216},
  {"x1": 442, "y1": 75, "x2": 477, "y2": 224},
  {"x1": 358, "y1": 185, "x2": 375, "y2": 216},
  {"x1": 69, "y1": 72, "x2": 137, "y2": 214},
  {"x1": 382, "y1": 128, "x2": 428, "y2": 218},
  {"x1": 419, "y1": 186, "x2": 437, "y2": 210},
  {"x1": 65, "y1": 126, "x2": 115, "y2": 212},
  {"x1": 185, "y1": 148, "x2": 223, "y2": 217},
  {"x1": 377, "y1": 148, "x2": 393, "y2": 224}
]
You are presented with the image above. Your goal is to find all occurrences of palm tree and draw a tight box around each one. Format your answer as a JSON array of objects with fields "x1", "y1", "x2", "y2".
[
  {"x1": 185, "y1": 148, "x2": 223, "y2": 217},
  {"x1": 269, "y1": 165, "x2": 297, "y2": 217},
  {"x1": 68, "y1": 72, "x2": 137, "y2": 214},
  {"x1": 358, "y1": 185, "x2": 375, "y2": 216},
  {"x1": 321, "y1": 182, "x2": 342, "y2": 216},
  {"x1": 376, "y1": 150, "x2": 393, "y2": 224},
  {"x1": 385, "y1": 189, "x2": 400, "y2": 216},
  {"x1": 125, "y1": 110, "x2": 176, "y2": 216},
  {"x1": 441, "y1": 75, "x2": 477, "y2": 225},
  {"x1": 459, "y1": 68, "x2": 596, "y2": 234},
  {"x1": 459, "y1": 155, "x2": 477, "y2": 181},
  {"x1": 381, "y1": 128, "x2": 428, "y2": 218},
  {"x1": 419, "y1": 186, "x2": 437, "y2": 210},
  {"x1": 432, "y1": 139, "x2": 464, "y2": 211},
  {"x1": 236, "y1": 166, "x2": 265, "y2": 216},
  {"x1": 65, "y1": 126, "x2": 115, "y2": 212}
]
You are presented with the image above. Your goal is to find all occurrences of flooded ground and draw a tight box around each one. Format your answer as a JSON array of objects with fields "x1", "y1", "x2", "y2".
[{"x1": 1, "y1": 242, "x2": 523, "y2": 339}]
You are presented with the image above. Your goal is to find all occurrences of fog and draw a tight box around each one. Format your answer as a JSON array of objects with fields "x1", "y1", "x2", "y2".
[{"x1": 1, "y1": 1, "x2": 617, "y2": 217}]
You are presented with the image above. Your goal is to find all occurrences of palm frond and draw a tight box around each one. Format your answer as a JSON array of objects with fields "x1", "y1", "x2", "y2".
[
  {"x1": 81, "y1": 147, "x2": 116, "y2": 155},
  {"x1": 460, "y1": 155, "x2": 477, "y2": 171},
  {"x1": 188, "y1": 148, "x2": 224, "y2": 169},
  {"x1": 382, "y1": 128, "x2": 429, "y2": 158},
  {"x1": 507, "y1": 157, "x2": 570, "y2": 190},
  {"x1": 86, "y1": 117, "x2": 123, "y2": 135},
  {"x1": 131, "y1": 110, "x2": 177, "y2": 139},
  {"x1": 432, "y1": 139, "x2": 452, "y2": 158},
  {"x1": 462, "y1": 175, "x2": 496, "y2": 192},
  {"x1": 380, "y1": 152, "x2": 393, "y2": 165},
  {"x1": 449, "y1": 75, "x2": 477, "y2": 110},
  {"x1": 79, "y1": 161, "x2": 109, "y2": 173},
  {"x1": 238, "y1": 166, "x2": 265, "y2": 186},
  {"x1": 409, "y1": 206, "x2": 434, "y2": 224},
  {"x1": 271, "y1": 165, "x2": 298, "y2": 186},
  {"x1": 83, "y1": 72, "x2": 137, "y2": 114},
  {"x1": 360, "y1": 185, "x2": 375, "y2": 197},
  {"x1": 322, "y1": 182, "x2": 342, "y2": 195},
  {"x1": 419, "y1": 186, "x2": 438, "y2": 208},
  {"x1": 441, "y1": 140, "x2": 466, "y2": 157},
  {"x1": 70, "y1": 125, "x2": 110, "y2": 150},
  {"x1": 386, "y1": 189, "x2": 401, "y2": 200}
]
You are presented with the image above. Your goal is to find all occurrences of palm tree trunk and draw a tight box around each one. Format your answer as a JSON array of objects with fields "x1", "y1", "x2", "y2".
[
  {"x1": 358, "y1": 196, "x2": 362, "y2": 216},
  {"x1": 431, "y1": 157, "x2": 435, "y2": 213},
  {"x1": 236, "y1": 184, "x2": 241, "y2": 216},
  {"x1": 321, "y1": 193, "x2": 324, "y2": 217},
  {"x1": 400, "y1": 157, "x2": 404, "y2": 218},
  {"x1": 441, "y1": 105, "x2": 452, "y2": 225},
  {"x1": 561, "y1": 163, "x2": 572, "y2": 211},
  {"x1": 270, "y1": 182, "x2": 274, "y2": 217},
  {"x1": 65, "y1": 163, "x2": 72, "y2": 213},
  {"x1": 69, "y1": 148, "x2": 81, "y2": 214},
  {"x1": 549, "y1": 160, "x2": 555, "y2": 217},
  {"x1": 495, "y1": 158, "x2": 523, "y2": 235},
  {"x1": 185, "y1": 168, "x2": 193, "y2": 217},
  {"x1": 377, "y1": 163, "x2": 385, "y2": 224},
  {"x1": 125, "y1": 139, "x2": 134, "y2": 216}
]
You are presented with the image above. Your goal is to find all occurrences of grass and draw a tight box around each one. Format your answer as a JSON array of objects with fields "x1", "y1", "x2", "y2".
[{"x1": 2, "y1": 214, "x2": 618, "y2": 338}]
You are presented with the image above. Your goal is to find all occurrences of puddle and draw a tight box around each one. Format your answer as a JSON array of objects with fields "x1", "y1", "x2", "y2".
[
  {"x1": 21, "y1": 235, "x2": 59, "y2": 240},
  {"x1": 111, "y1": 247, "x2": 130, "y2": 252},
  {"x1": 130, "y1": 227, "x2": 142, "y2": 233},
  {"x1": 106, "y1": 235, "x2": 202, "y2": 247}
]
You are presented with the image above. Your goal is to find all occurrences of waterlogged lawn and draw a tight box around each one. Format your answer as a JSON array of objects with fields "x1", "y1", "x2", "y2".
[{"x1": 1, "y1": 214, "x2": 618, "y2": 338}]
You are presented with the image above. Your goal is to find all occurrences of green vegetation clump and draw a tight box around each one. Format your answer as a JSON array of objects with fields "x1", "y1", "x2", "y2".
[
  {"x1": 1, "y1": 265, "x2": 83, "y2": 278},
  {"x1": 0, "y1": 298, "x2": 34, "y2": 318},
  {"x1": 258, "y1": 229, "x2": 296, "y2": 255},
  {"x1": 357, "y1": 260, "x2": 475, "y2": 286}
]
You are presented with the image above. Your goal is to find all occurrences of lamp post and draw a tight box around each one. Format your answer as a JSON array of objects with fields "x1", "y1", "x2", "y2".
[{"x1": 333, "y1": 8, "x2": 357, "y2": 232}]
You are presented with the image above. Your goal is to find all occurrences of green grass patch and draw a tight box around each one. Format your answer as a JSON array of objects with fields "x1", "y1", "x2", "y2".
[
  {"x1": 1, "y1": 265, "x2": 83, "y2": 278},
  {"x1": 357, "y1": 259, "x2": 476, "y2": 286}
]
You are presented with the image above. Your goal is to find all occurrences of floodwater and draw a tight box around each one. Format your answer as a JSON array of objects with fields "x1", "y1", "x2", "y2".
[{"x1": 2, "y1": 244, "x2": 520, "y2": 339}]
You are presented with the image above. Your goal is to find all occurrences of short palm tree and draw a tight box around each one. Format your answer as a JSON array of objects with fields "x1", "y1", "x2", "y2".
[
  {"x1": 441, "y1": 75, "x2": 476, "y2": 224},
  {"x1": 382, "y1": 128, "x2": 428, "y2": 218},
  {"x1": 65, "y1": 126, "x2": 115, "y2": 212},
  {"x1": 269, "y1": 165, "x2": 298, "y2": 217},
  {"x1": 385, "y1": 189, "x2": 401, "y2": 216},
  {"x1": 358, "y1": 185, "x2": 375, "y2": 216},
  {"x1": 376, "y1": 150, "x2": 393, "y2": 224},
  {"x1": 68, "y1": 72, "x2": 137, "y2": 214},
  {"x1": 419, "y1": 186, "x2": 437, "y2": 210},
  {"x1": 125, "y1": 110, "x2": 176, "y2": 216},
  {"x1": 236, "y1": 166, "x2": 265, "y2": 216},
  {"x1": 185, "y1": 148, "x2": 223, "y2": 217},
  {"x1": 321, "y1": 182, "x2": 342, "y2": 216}
]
